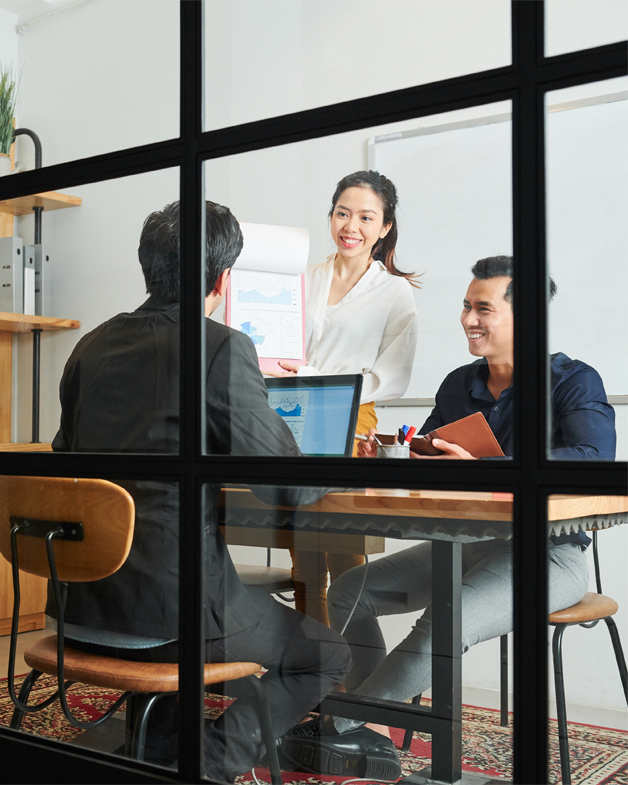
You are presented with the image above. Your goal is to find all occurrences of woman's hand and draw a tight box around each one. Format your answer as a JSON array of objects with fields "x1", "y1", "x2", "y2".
[
  {"x1": 264, "y1": 360, "x2": 303, "y2": 378},
  {"x1": 411, "y1": 438, "x2": 477, "y2": 460},
  {"x1": 357, "y1": 428, "x2": 379, "y2": 458}
]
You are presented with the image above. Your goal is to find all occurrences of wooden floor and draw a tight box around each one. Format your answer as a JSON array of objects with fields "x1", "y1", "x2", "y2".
[{"x1": 0, "y1": 622, "x2": 52, "y2": 676}]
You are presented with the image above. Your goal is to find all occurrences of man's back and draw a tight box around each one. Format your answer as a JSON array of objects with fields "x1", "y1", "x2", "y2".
[{"x1": 53, "y1": 298, "x2": 179, "y2": 454}]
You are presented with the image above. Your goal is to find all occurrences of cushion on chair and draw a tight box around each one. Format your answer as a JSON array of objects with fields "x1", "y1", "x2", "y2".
[
  {"x1": 549, "y1": 592, "x2": 618, "y2": 625},
  {"x1": 24, "y1": 635, "x2": 262, "y2": 693},
  {"x1": 235, "y1": 564, "x2": 295, "y2": 592}
]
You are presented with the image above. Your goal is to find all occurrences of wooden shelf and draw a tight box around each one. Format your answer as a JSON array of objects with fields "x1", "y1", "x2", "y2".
[
  {"x1": 0, "y1": 312, "x2": 80, "y2": 333},
  {"x1": 0, "y1": 191, "x2": 81, "y2": 216},
  {"x1": 0, "y1": 443, "x2": 52, "y2": 452}
]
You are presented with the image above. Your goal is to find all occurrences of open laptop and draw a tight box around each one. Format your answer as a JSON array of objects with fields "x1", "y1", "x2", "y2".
[{"x1": 265, "y1": 374, "x2": 363, "y2": 457}]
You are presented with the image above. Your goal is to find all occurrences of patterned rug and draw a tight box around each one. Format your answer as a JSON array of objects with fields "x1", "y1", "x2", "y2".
[{"x1": 1, "y1": 675, "x2": 626, "y2": 784}]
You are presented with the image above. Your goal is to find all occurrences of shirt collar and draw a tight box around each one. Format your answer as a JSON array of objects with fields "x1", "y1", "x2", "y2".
[
  {"x1": 137, "y1": 296, "x2": 180, "y2": 315},
  {"x1": 469, "y1": 359, "x2": 513, "y2": 402}
]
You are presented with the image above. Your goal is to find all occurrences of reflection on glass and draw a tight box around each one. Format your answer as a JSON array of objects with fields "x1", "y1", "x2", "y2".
[
  {"x1": 0, "y1": 475, "x2": 179, "y2": 772},
  {"x1": 2, "y1": 0, "x2": 179, "y2": 167},
  {"x1": 212, "y1": 482, "x2": 515, "y2": 781},
  {"x1": 4, "y1": 169, "x2": 179, "y2": 452},
  {"x1": 204, "y1": 0, "x2": 511, "y2": 130},
  {"x1": 203, "y1": 102, "x2": 513, "y2": 459},
  {"x1": 546, "y1": 80, "x2": 627, "y2": 460},
  {"x1": 545, "y1": 0, "x2": 628, "y2": 57},
  {"x1": 546, "y1": 494, "x2": 628, "y2": 784}
]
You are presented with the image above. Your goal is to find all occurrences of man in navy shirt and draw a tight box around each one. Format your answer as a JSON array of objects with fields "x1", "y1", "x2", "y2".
[{"x1": 280, "y1": 255, "x2": 616, "y2": 779}]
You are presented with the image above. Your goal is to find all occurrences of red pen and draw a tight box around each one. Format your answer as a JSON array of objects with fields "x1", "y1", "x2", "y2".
[{"x1": 404, "y1": 426, "x2": 417, "y2": 444}]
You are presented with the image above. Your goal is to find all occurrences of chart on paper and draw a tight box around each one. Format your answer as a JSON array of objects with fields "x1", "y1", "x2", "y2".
[
  {"x1": 268, "y1": 389, "x2": 309, "y2": 447},
  {"x1": 230, "y1": 269, "x2": 304, "y2": 360}
]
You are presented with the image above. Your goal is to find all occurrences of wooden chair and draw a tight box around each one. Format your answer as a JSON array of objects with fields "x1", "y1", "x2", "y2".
[
  {"x1": 401, "y1": 529, "x2": 627, "y2": 785},
  {"x1": 0, "y1": 476, "x2": 281, "y2": 783}
]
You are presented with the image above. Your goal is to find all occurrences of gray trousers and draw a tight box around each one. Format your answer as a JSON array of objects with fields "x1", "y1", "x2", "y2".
[{"x1": 327, "y1": 538, "x2": 588, "y2": 731}]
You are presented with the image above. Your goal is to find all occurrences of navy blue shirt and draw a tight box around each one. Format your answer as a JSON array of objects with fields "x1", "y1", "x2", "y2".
[{"x1": 419, "y1": 352, "x2": 616, "y2": 546}]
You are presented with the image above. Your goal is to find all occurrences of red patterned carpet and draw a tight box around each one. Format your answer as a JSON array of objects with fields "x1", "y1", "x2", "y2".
[{"x1": 1, "y1": 675, "x2": 626, "y2": 784}]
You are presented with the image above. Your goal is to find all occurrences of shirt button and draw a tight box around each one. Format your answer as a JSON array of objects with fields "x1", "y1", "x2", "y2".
[{"x1": 493, "y1": 406, "x2": 499, "y2": 411}]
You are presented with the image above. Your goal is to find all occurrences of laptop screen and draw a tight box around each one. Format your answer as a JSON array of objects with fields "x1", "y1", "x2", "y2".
[{"x1": 265, "y1": 374, "x2": 363, "y2": 457}]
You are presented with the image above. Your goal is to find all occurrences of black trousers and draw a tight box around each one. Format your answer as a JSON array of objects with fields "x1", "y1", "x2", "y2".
[{"x1": 69, "y1": 588, "x2": 351, "y2": 781}]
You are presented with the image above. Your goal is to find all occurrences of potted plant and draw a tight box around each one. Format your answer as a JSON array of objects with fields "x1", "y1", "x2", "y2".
[{"x1": 0, "y1": 61, "x2": 19, "y2": 177}]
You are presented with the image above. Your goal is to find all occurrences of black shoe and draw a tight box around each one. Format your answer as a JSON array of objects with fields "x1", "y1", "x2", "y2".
[{"x1": 280, "y1": 726, "x2": 402, "y2": 780}]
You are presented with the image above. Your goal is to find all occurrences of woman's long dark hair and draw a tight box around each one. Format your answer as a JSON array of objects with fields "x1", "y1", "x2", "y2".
[{"x1": 329, "y1": 170, "x2": 421, "y2": 287}]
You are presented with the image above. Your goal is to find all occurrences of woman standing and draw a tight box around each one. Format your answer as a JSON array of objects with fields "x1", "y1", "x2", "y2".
[{"x1": 272, "y1": 170, "x2": 419, "y2": 624}]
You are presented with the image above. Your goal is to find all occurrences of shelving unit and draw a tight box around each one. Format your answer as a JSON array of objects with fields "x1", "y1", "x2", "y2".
[{"x1": 0, "y1": 149, "x2": 82, "y2": 633}]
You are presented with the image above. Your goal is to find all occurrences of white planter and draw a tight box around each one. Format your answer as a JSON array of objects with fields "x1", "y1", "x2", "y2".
[{"x1": 0, "y1": 153, "x2": 11, "y2": 177}]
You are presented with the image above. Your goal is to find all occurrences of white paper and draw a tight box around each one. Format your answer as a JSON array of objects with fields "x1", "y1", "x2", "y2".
[
  {"x1": 230, "y1": 269, "x2": 303, "y2": 360},
  {"x1": 229, "y1": 223, "x2": 308, "y2": 361},
  {"x1": 235, "y1": 223, "x2": 309, "y2": 274}
]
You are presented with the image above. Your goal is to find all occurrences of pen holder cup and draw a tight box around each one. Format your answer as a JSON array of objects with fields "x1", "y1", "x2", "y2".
[{"x1": 377, "y1": 444, "x2": 410, "y2": 459}]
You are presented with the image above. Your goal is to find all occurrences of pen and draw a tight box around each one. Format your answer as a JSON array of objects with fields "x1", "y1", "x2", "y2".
[
  {"x1": 355, "y1": 433, "x2": 384, "y2": 446},
  {"x1": 404, "y1": 426, "x2": 417, "y2": 444}
]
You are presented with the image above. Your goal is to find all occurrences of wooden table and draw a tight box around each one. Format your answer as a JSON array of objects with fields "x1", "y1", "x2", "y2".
[{"x1": 221, "y1": 488, "x2": 628, "y2": 785}]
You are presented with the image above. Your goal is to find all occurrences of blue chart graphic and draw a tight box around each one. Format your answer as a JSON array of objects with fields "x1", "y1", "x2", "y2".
[
  {"x1": 240, "y1": 321, "x2": 265, "y2": 345},
  {"x1": 239, "y1": 287, "x2": 292, "y2": 305},
  {"x1": 275, "y1": 403, "x2": 301, "y2": 417}
]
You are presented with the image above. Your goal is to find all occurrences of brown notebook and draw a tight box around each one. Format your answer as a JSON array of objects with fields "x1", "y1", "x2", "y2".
[{"x1": 377, "y1": 412, "x2": 504, "y2": 458}]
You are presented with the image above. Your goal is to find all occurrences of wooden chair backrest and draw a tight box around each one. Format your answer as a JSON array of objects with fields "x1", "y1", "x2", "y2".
[{"x1": 0, "y1": 476, "x2": 134, "y2": 582}]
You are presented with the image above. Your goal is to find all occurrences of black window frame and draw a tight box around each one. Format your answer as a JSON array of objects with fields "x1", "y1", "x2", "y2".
[{"x1": 0, "y1": 2, "x2": 625, "y2": 782}]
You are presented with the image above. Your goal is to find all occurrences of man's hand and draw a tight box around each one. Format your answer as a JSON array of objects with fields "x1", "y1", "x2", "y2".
[
  {"x1": 411, "y1": 438, "x2": 477, "y2": 460},
  {"x1": 357, "y1": 428, "x2": 379, "y2": 458}
]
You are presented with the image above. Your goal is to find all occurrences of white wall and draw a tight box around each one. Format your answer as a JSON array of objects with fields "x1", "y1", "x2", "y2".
[
  {"x1": 204, "y1": 0, "x2": 511, "y2": 131},
  {"x1": 1, "y1": 0, "x2": 625, "y2": 722},
  {"x1": 13, "y1": 0, "x2": 179, "y2": 169},
  {"x1": 0, "y1": 8, "x2": 18, "y2": 68}
]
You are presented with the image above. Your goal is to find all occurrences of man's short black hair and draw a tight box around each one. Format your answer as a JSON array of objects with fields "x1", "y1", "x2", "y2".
[
  {"x1": 138, "y1": 200, "x2": 244, "y2": 303},
  {"x1": 471, "y1": 255, "x2": 557, "y2": 306}
]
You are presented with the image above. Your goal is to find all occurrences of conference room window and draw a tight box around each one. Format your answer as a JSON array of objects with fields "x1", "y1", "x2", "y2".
[
  {"x1": 0, "y1": 168, "x2": 181, "y2": 454},
  {"x1": 0, "y1": 2, "x2": 625, "y2": 784},
  {"x1": 202, "y1": 0, "x2": 511, "y2": 132},
  {"x1": 545, "y1": 0, "x2": 628, "y2": 56},
  {"x1": 0, "y1": 474, "x2": 181, "y2": 775},
  {"x1": 215, "y1": 480, "x2": 514, "y2": 783},
  {"x1": 544, "y1": 493, "x2": 627, "y2": 785},
  {"x1": 545, "y1": 77, "x2": 628, "y2": 463},
  {"x1": 201, "y1": 101, "x2": 514, "y2": 459},
  {"x1": 2, "y1": 0, "x2": 180, "y2": 168}
]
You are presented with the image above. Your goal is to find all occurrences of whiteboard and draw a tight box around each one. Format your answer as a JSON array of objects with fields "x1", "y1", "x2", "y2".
[
  {"x1": 370, "y1": 94, "x2": 628, "y2": 399},
  {"x1": 369, "y1": 116, "x2": 513, "y2": 399}
]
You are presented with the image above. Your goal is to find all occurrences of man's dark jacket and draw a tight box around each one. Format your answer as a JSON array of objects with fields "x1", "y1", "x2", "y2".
[{"x1": 51, "y1": 298, "x2": 320, "y2": 640}]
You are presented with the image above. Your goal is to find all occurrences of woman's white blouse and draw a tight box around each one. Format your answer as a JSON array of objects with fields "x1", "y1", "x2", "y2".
[{"x1": 297, "y1": 255, "x2": 418, "y2": 404}]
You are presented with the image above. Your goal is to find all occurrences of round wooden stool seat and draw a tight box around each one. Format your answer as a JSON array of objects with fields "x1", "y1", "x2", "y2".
[
  {"x1": 235, "y1": 564, "x2": 295, "y2": 591},
  {"x1": 549, "y1": 592, "x2": 618, "y2": 625},
  {"x1": 24, "y1": 635, "x2": 262, "y2": 693}
]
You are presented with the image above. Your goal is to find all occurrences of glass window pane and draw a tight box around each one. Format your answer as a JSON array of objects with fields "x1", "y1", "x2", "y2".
[
  {"x1": 545, "y1": 0, "x2": 628, "y2": 57},
  {"x1": 202, "y1": 101, "x2": 513, "y2": 458},
  {"x1": 545, "y1": 78, "x2": 628, "y2": 461},
  {"x1": 0, "y1": 0, "x2": 179, "y2": 167},
  {"x1": 203, "y1": 481, "x2": 514, "y2": 781},
  {"x1": 547, "y1": 494, "x2": 628, "y2": 783},
  {"x1": 0, "y1": 168, "x2": 180, "y2": 452},
  {"x1": 0, "y1": 474, "x2": 179, "y2": 774},
  {"x1": 203, "y1": 0, "x2": 511, "y2": 131}
]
